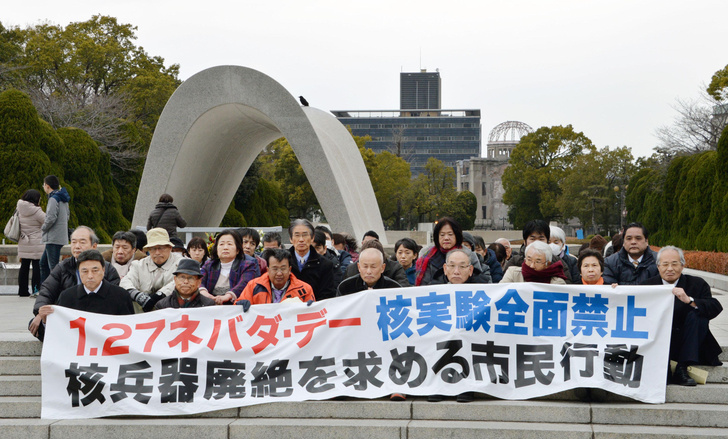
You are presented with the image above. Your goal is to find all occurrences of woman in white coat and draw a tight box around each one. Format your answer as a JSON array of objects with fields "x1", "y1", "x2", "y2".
[{"x1": 17, "y1": 189, "x2": 45, "y2": 297}]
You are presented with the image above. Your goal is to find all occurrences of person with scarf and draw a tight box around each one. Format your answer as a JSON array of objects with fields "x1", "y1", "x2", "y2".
[
  {"x1": 154, "y1": 259, "x2": 215, "y2": 309},
  {"x1": 501, "y1": 241, "x2": 567, "y2": 284},
  {"x1": 579, "y1": 248, "x2": 606, "y2": 285},
  {"x1": 415, "y1": 217, "x2": 491, "y2": 286}
]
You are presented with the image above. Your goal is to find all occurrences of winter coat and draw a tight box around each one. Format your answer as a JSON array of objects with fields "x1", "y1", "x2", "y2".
[
  {"x1": 16, "y1": 199, "x2": 45, "y2": 259},
  {"x1": 236, "y1": 272, "x2": 315, "y2": 305},
  {"x1": 120, "y1": 252, "x2": 183, "y2": 297},
  {"x1": 603, "y1": 247, "x2": 659, "y2": 285},
  {"x1": 485, "y1": 248, "x2": 504, "y2": 283},
  {"x1": 146, "y1": 202, "x2": 187, "y2": 238},
  {"x1": 562, "y1": 253, "x2": 580, "y2": 284},
  {"x1": 289, "y1": 246, "x2": 336, "y2": 301},
  {"x1": 154, "y1": 290, "x2": 216, "y2": 309},
  {"x1": 41, "y1": 187, "x2": 70, "y2": 245},
  {"x1": 337, "y1": 274, "x2": 402, "y2": 296},
  {"x1": 34, "y1": 257, "x2": 120, "y2": 315},
  {"x1": 200, "y1": 256, "x2": 260, "y2": 299}
]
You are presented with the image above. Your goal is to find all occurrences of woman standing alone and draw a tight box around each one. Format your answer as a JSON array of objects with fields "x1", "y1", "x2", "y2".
[{"x1": 17, "y1": 189, "x2": 45, "y2": 297}]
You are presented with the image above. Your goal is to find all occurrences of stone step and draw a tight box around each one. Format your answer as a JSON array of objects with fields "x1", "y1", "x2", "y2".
[
  {"x1": 591, "y1": 424, "x2": 728, "y2": 438},
  {"x1": 591, "y1": 402, "x2": 728, "y2": 428},
  {"x1": 0, "y1": 396, "x2": 41, "y2": 418},
  {"x1": 0, "y1": 357, "x2": 40, "y2": 375},
  {"x1": 0, "y1": 376, "x2": 41, "y2": 396},
  {"x1": 0, "y1": 336, "x2": 41, "y2": 357}
]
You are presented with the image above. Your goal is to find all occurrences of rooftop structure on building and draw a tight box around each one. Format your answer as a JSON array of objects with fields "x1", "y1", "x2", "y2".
[
  {"x1": 457, "y1": 121, "x2": 533, "y2": 229},
  {"x1": 400, "y1": 70, "x2": 441, "y2": 110},
  {"x1": 333, "y1": 69, "x2": 479, "y2": 176}
]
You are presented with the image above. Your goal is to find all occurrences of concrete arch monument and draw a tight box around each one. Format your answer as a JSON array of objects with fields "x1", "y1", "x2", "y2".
[{"x1": 132, "y1": 65, "x2": 386, "y2": 243}]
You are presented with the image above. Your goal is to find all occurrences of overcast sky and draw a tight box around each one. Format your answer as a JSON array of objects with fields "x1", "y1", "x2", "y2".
[{"x1": 5, "y1": 1, "x2": 728, "y2": 159}]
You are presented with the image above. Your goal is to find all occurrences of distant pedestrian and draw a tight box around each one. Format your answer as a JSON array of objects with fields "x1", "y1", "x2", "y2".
[
  {"x1": 40, "y1": 175, "x2": 70, "y2": 283},
  {"x1": 16, "y1": 189, "x2": 45, "y2": 296},
  {"x1": 146, "y1": 194, "x2": 187, "y2": 238}
]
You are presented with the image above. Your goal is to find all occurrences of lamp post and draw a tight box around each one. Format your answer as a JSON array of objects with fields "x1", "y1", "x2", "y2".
[{"x1": 613, "y1": 185, "x2": 628, "y2": 231}]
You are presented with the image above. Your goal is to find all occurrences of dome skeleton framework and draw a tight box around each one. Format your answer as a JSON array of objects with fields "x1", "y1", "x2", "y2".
[{"x1": 487, "y1": 120, "x2": 533, "y2": 144}]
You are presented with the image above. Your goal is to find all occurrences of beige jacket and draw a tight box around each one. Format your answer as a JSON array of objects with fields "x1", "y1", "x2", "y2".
[
  {"x1": 120, "y1": 252, "x2": 184, "y2": 296},
  {"x1": 501, "y1": 267, "x2": 567, "y2": 284}
]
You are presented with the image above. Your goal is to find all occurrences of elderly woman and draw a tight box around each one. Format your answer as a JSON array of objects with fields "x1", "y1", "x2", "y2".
[
  {"x1": 549, "y1": 225, "x2": 579, "y2": 284},
  {"x1": 200, "y1": 229, "x2": 260, "y2": 305},
  {"x1": 415, "y1": 217, "x2": 491, "y2": 286},
  {"x1": 17, "y1": 189, "x2": 46, "y2": 297},
  {"x1": 502, "y1": 241, "x2": 567, "y2": 284},
  {"x1": 579, "y1": 248, "x2": 606, "y2": 285}
]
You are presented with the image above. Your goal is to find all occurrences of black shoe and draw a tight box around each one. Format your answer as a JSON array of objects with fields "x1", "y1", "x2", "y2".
[
  {"x1": 673, "y1": 365, "x2": 697, "y2": 386},
  {"x1": 456, "y1": 392, "x2": 474, "y2": 403},
  {"x1": 428, "y1": 394, "x2": 444, "y2": 402}
]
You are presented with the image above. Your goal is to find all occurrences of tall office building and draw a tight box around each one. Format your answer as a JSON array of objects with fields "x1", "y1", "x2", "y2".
[
  {"x1": 400, "y1": 70, "x2": 441, "y2": 110},
  {"x1": 334, "y1": 70, "x2": 480, "y2": 176}
]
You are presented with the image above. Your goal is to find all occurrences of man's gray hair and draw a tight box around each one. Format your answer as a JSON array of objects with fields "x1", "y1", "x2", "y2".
[
  {"x1": 550, "y1": 225, "x2": 566, "y2": 244},
  {"x1": 656, "y1": 245, "x2": 685, "y2": 266},
  {"x1": 288, "y1": 219, "x2": 314, "y2": 237},
  {"x1": 525, "y1": 240, "x2": 552, "y2": 261},
  {"x1": 445, "y1": 248, "x2": 472, "y2": 264},
  {"x1": 495, "y1": 238, "x2": 511, "y2": 249},
  {"x1": 73, "y1": 226, "x2": 99, "y2": 245}
]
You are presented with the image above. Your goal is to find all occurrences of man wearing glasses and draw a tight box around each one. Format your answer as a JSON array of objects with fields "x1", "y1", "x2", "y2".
[
  {"x1": 432, "y1": 249, "x2": 478, "y2": 285},
  {"x1": 236, "y1": 248, "x2": 315, "y2": 307},
  {"x1": 154, "y1": 259, "x2": 215, "y2": 309},
  {"x1": 642, "y1": 246, "x2": 723, "y2": 386}
]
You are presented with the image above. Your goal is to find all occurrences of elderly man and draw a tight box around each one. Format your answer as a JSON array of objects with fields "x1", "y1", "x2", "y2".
[
  {"x1": 154, "y1": 259, "x2": 215, "y2": 309},
  {"x1": 641, "y1": 246, "x2": 723, "y2": 386},
  {"x1": 288, "y1": 219, "x2": 336, "y2": 300},
  {"x1": 34, "y1": 250, "x2": 134, "y2": 330},
  {"x1": 262, "y1": 232, "x2": 283, "y2": 250},
  {"x1": 502, "y1": 241, "x2": 567, "y2": 284},
  {"x1": 120, "y1": 228, "x2": 184, "y2": 312},
  {"x1": 345, "y1": 239, "x2": 410, "y2": 287},
  {"x1": 337, "y1": 248, "x2": 402, "y2": 296},
  {"x1": 102, "y1": 231, "x2": 146, "y2": 279},
  {"x1": 29, "y1": 226, "x2": 120, "y2": 341},
  {"x1": 604, "y1": 222, "x2": 658, "y2": 285},
  {"x1": 430, "y1": 249, "x2": 481, "y2": 285},
  {"x1": 236, "y1": 248, "x2": 315, "y2": 307}
]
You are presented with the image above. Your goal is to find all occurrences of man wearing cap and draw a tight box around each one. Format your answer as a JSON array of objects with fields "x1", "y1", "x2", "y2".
[
  {"x1": 120, "y1": 227, "x2": 184, "y2": 312},
  {"x1": 154, "y1": 259, "x2": 215, "y2": 309},
  {"x1": 37, "y1": 250, "x2": 134, "y2": 318}
]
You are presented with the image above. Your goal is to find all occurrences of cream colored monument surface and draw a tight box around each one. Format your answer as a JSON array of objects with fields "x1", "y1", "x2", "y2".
[{"x1": 132, "y1": 65, "x2": 386, "y2": 242}]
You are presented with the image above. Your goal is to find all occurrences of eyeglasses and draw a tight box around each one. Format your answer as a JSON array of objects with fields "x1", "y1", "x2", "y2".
[
  {"x1": 176, "y1": 275, "x2": 198, "y2": 283},
  {"x1": 658, "y1": 262, "x2": 682, "y2": 268},
  {"x1": 268, "y1": 266, "x2": 290, "y2": 273},
  {"x1": 446, "y1": 263, "x2": 471, "y2": 271}
]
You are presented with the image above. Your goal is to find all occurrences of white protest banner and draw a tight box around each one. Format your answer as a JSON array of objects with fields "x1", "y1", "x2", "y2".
[{"x1": 41, "y1": 283, "x2": 674, "y2": 419}]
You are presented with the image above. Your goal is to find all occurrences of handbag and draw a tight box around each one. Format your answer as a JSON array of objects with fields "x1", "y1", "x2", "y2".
[{"x1": 4, "y1": 209, "x2": 20, "y2": 242}]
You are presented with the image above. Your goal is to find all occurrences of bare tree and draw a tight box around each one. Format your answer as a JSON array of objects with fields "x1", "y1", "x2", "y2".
[
  {"x1": 655, "y1": 90, "x2": 728, "y2": 155},
  {"x1": 387, "y1": 125, "x2": 414, "y2": 162}
]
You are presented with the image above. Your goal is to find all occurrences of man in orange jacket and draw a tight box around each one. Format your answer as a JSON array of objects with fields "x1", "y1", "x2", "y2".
[{"x1": 236, "y1": 248, "x2": 315, "y2": 309}]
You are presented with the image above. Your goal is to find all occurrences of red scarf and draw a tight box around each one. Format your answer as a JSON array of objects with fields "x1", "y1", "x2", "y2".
[
  {"x1": 521, "y1": 260, "x2": 567, "y2": 283},
  {"x1": 415, "y1": 245, "x2": 458, "y2": 286}
]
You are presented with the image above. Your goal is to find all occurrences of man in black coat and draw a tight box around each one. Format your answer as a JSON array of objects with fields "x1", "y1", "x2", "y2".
[
  {"x1": 338, "y1": 248, "x2": 402, "y2": 296},
  {"x1": 288, "y1": 219, "x2": 336, "y2": 300},
  {"x1": 641, "y1": 246, "x2": 723, "y2": 386},
  {"x1": 29, "y1": 226, "x2": 120, "y2": 340},
  {"x1": 155, "y1": 259, "x2": 215, "y2": 309},
  {"x1": 34, "y1": 250, "x2": 133, "y2": 336},
  {"x1": 604, "y1": 222, "x2": 658, "y2": 285}
]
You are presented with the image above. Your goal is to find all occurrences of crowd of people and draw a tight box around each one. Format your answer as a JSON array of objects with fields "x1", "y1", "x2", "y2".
[{"x1": 18, "y1": 176, "x2": 723, "y2": 400}]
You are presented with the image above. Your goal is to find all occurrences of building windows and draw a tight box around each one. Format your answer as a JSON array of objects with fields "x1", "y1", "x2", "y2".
[{"x1": 482, "y1": 182, "x2": 487, "y2": 196}]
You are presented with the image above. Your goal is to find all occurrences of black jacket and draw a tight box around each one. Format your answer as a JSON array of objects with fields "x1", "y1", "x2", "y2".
[
  {"x1": 146, "y1": 202, "x2": 187, "y2": 238},
  {"x1": 56, "y1": 281, "x2": 134, "y2": 315},
  {"x1": 34, "y1": 257, "x2": 120, "y2": 315},
  {"x1": 337, "y1": 274, "x2": 401, "y2": 296},
  {"x1": 320, "y1": 249, "x2": 344, "y2": 287},
  {"x1": 604, "y1": 248, "x2": 658, "y2": 285},
  {"x1": 642, "y1": 274, "x2": 723, "y2": 364},
  {"x1": 346, "y1": 258, "x2": 411, "y2": 287},
  {"x1": 154, "y1": 290, "x2": 216, "y2": 309},
  {"x1": 289, "y1": 246, "x2": 336, "y2": 300}
]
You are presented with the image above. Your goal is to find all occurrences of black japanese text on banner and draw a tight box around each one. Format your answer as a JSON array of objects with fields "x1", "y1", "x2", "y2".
[{"x1": 41, "y1": 284, "x2": 674, "y2": 419}]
